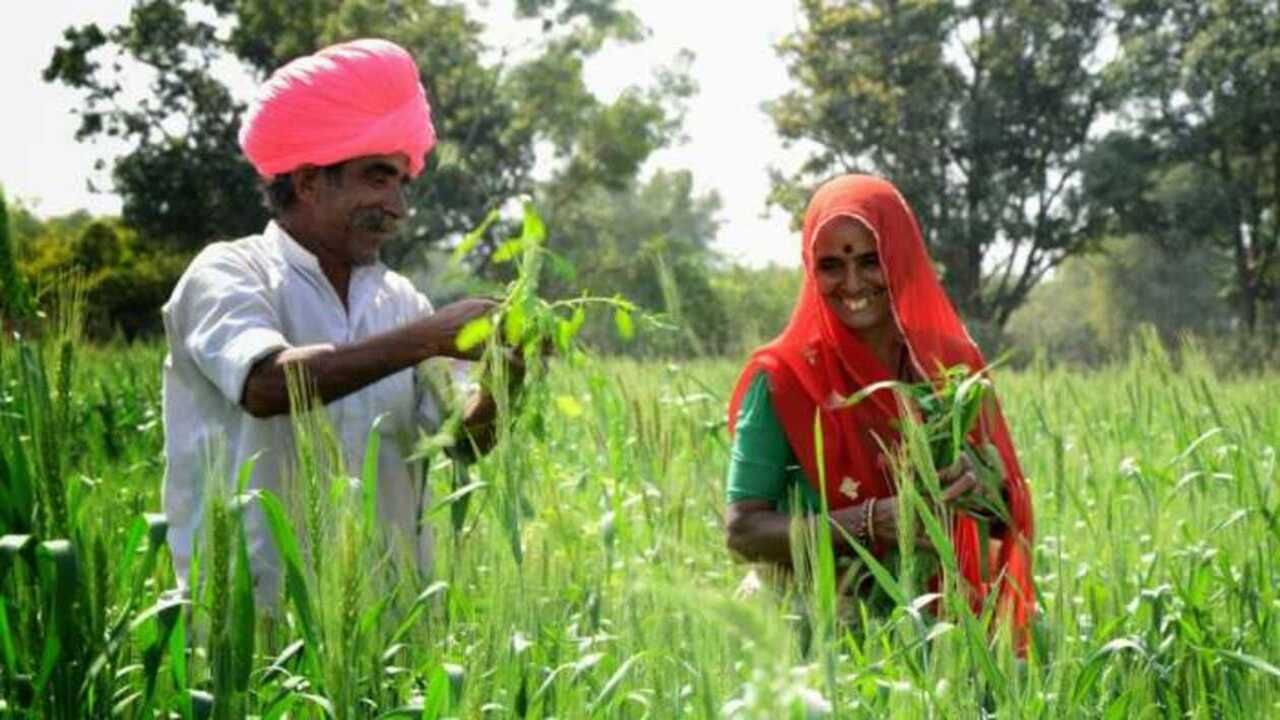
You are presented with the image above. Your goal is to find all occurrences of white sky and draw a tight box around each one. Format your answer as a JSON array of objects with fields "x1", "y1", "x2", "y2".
[{"x1": 0, "y1": 0, "x2": 808, "y2": 267}]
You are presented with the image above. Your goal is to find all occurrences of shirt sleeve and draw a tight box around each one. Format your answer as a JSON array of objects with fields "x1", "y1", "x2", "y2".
[
  {"x1": 726, "y1": 372, "x2": 796, "y2": 505},
  {"x1": 164, "y1": 247, "x2": 289, "y2": 406}
]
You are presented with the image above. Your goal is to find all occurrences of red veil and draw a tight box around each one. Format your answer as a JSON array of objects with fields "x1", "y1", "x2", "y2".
[{"x1": 728, "y1": 175, "x2": 1034, "y2": 643}]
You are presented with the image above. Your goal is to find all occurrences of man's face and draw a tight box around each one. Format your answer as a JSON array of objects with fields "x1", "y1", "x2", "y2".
[{"x1": 304, "y1": 153, "x2": 412, "y2": 266}]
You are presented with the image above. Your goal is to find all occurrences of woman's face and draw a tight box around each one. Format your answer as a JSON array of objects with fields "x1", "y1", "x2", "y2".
[{"x1": 812, "y1": 217, "x2": 893, "y2": 333}]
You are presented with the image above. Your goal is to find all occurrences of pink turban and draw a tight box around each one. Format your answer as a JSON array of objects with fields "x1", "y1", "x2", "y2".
[{"x1": 239, "y1": 38, "x2": 437, "y2": 179}]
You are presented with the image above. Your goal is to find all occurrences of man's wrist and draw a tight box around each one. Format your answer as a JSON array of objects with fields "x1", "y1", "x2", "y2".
[{"x1": 415, "y1": 314, "x2": 452, "y2": 359}]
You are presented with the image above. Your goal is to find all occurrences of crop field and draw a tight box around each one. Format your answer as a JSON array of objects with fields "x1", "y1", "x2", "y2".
[{"x1": 1, "y1": 326, "x2": 1278, "y2": 718}]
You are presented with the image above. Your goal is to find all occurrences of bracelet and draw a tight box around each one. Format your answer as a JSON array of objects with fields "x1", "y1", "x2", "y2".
[{"x1": 864, "y1": 497, "x2": 877, "y2": 544}]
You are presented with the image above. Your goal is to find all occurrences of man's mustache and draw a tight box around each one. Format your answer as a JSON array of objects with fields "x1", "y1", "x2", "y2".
[{"x1": 352, "y1": 208, "x2": 401, "y2": 233}]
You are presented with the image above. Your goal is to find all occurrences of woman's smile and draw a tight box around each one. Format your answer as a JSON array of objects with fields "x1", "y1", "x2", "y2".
[{"x1": 841, "y1": 288, "x2": 886, "y2": 313}]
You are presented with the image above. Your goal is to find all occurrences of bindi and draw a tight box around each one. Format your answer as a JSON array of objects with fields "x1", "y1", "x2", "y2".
[{"x1": 842, "y1": 244, "x2": 854, "y2": 255}]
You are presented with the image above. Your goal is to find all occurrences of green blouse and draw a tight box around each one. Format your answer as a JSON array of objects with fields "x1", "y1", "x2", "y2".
[{"x1": 725, "y1": 372, "x2": 821, "y2": 513}]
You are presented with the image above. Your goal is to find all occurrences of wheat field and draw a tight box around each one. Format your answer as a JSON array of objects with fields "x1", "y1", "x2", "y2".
[{"x1": 0, "y1": 325, "x2": 1278, "y2": 718}]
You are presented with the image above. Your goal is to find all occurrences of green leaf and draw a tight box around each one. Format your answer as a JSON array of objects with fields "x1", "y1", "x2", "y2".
[
  {"x1": 36, "y1": 541, "x2": 79, "y2": 651},
  {"x1": 235, "y1": 451, "x2": 261, "y2": 496},
  {"x1": 169, "y1": 612, "x2": 189, "y2": 709},
  {"x1": 145, "y1": 512, "x2": 169, "y2": 549},
  {"x1": 456, "y1": 317, "x2": 493, "y2": 353},
  {"x1": 557, "y1": 305, "x2": 587, "y2": 351},
  {"x1": 492, "y1": 239, "x2": 524, "y2": 264},
  {"x1": 844, "y1": 535, "x2": 908, "y2": 607},
  {"x1": 809, "y1": 408, "x2": 840, "y2": 707},
  {"x1": 0, "y1": 534, "x2": 33, "y2": 588},
  {"x1": 451, "y1": 208, "x2": 500, "y2": 265},
  {"x1": 362, "y1": 414, "x2": 385, "y2": 534},
  {"x1": 555, "y1": 395, "x2": 584, "y2": 418},
  {"x1": 838, "y1": 378, "x2": 909, "y2": 408},
  {"x1": 556, "y1": 319, "x2": 574, "y2": 352},
  {"x1": 296, "y1": 693, "x2": 336, "y2": 719},
  {"x1": 521, "y1": 199, "x2": 547, "y2": 244},
  {"x1": 613, "y1": 307, "x2": 634, "y2": 342},
  {"x1": 950, "y1": 370, "x2": 989, "y2": 462},
  {"x1": 0, "y1": 597, "x2": 18, "y2": 675},
  {"x1": 504, "y1": 303, "x2": 527, "y2": 347},
  {"x1": 232, "y1": 516, "x2": 255, "y2": 691},
  {"x1": 591, "y1": 653, "x2": 645, "y2": 711},
  {"x1": 134, "y1": 595, "x2": 185, "y2": 715},
  {"x1": 1072, "y1": 638, "x2": 1145, "y2": 705},
  {"x1": 423, "y1": 664, "x2": 450, "y2": 719},
  {"x1": 257, "y1": 491, "x2": 319, "y2": 654},
  {"x1": 1208, "y1": 648, "x2": 1280, "y2": 680},
  {"x1": 429, "y1": 481, "x2": 488, "y2": 516}
]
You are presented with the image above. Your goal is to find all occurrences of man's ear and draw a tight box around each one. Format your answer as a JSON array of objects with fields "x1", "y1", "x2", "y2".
[{"x1": 292, "y1": 165, "x2": 324, "y2": 206}]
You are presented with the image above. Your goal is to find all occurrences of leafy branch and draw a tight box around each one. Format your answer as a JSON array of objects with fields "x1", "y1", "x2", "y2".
[{"x1": 837, "y1": 363, "x2": 1011, "y2": 526}]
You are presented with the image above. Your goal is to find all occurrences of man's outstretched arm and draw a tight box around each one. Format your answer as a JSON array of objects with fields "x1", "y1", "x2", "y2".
[{"x1": 240, "y1": 298, "x2": 493, "y2": 418}]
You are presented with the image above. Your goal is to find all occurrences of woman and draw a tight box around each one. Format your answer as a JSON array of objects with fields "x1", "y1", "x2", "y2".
[{"x1": 724, "y1": 174, "x2": 1034, "y2": 641}]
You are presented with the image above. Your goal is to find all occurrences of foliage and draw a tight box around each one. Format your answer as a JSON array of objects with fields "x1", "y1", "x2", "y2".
[
  {"x1": 535, "y1": 169, "x2": 727, "y2": 356},
  {"x1": 42, "y1": 3, "x2": 268, "y2": 250},
  {"x1": 18, "y1": 217, "x2": 190, "y2": 340},
  {"x1": 1007, "y1": 234, "x2": 1236, "y2": 366},
  {"x1": 43, "y1": 0, "x2": 693, "y2": 272},
  {"x1": 709, "y1": 263, "x2": 803, "y2": 355},
  {"x1": 1005, "y1": 254, "x2": 1105, "y2": 366},
  {"x1": 768, "y1": 0, "x2": 1112, "y2": 330},
  {"x1": 0, "y1": 188, "x2": 35, "y2": 324},
  {"x1": 842, "y1": 364, "x2": 1010, "y2": 532},
  {"x1": 1091, "y1": 0, "x2": 1280, "y2": 332},
  {"x1": 2, "y1": 308, "x2": 1280, "y2": 714}
]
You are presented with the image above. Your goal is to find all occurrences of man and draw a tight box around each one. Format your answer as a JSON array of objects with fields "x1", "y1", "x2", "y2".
[{"x1": 161, "y1": 38, "x2": 504, "y2": 601}]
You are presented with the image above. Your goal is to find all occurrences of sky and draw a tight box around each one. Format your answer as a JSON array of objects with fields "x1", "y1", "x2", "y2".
[{"x1": 0, "y1": 1, "x2": 810, "y2": 267}]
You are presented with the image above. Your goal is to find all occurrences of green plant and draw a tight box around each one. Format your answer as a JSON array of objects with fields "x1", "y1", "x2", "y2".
[{"x1": 842, "y1": 364, "x2": 1012, "y2": 523}]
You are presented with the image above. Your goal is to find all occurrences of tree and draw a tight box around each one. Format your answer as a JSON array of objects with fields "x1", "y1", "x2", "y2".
[
  {"x1": 17, "y1": 215, "x2": 191, "y2": 339},
  {"x1": 1096, "y1": 0, "x2": 1280, "y2": 333},
  {"x1": 1007, "y1": 232, "x2": 1230, "y2": 365},
  {"x1": 44, "y1": 0, "x2": 692, "y2": 271},
  {"x1": 710, "y1": 263, "x2": 803, "y2": 355},
  {"x1": 767, "y1": 0, "x2": 1111, "y2": 333},
  {"x1": 0, "y1": 187, "x2": 35, "y2": 323},
  {"x1": 43, "y1": 3, "x2": 267, "y2": 249},
  {"x1": 536, "y1": 169, "x2": 726, "y2": 355}
]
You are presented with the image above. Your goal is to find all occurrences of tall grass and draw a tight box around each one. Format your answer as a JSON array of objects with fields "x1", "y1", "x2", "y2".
[{"x1": 0, "y1": 314, "x2": 1277, "y2": 716}]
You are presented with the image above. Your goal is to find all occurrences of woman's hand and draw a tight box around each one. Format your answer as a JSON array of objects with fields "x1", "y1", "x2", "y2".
[
  {"x1": 831, "y1": 496, "x2": 923, "y2": 549},
  {"x1": 938, "y1": 452, "x2": 1006, "y2": 519},
  {"x1": 937, "y1": 453, "x2": 983, "y2": 506}
]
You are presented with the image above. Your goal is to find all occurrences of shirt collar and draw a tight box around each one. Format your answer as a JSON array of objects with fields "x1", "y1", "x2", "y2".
[
  {"x1": 267, "y1": 220, "x2": 387, "y2": 281},
  {"x1": 266, "y1": 221, "x2": 389, "y2": 317},
  {"x1": 268, "y1": 220, "x2": 323, "y2": 277}
]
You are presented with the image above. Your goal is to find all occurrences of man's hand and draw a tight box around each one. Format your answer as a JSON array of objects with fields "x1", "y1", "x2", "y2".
[{"x1": 418, "y1": 298, "x2": 498, "y2": 360}]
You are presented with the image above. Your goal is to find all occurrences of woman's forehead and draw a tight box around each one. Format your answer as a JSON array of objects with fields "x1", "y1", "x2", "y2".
[{"x1": 814, "y1": 216, "x2": 876, "y2": 254}]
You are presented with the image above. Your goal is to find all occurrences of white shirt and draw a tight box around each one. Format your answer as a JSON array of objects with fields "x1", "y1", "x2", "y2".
[{"x1": 161, "y1": 221, "x2": 443, "y2": 601}]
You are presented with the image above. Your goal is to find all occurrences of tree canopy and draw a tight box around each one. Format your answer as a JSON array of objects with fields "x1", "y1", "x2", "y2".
[
  {"x1": 1088, "y1": 0, "x2": 1280, "y2": 332},
  {"x1": 768, "y1": 0, "x2": 1112, "y2": 334},
  {"x1": 43, "y1": 0, "x2": 692, "y2": 270},
  {"x1": 30, "y1": 0, "x2": 1280, "y2": 356}
]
